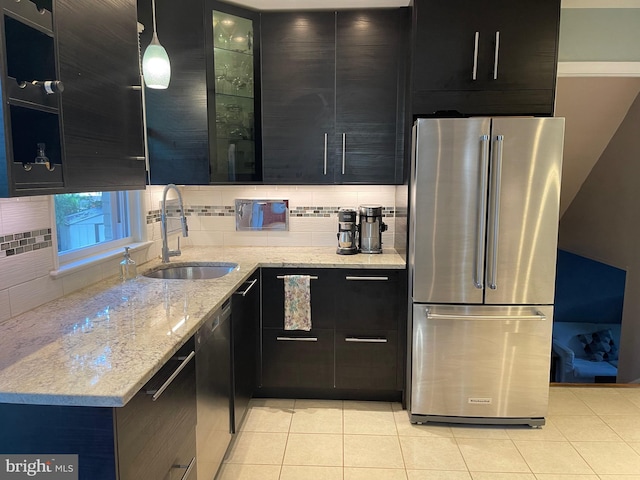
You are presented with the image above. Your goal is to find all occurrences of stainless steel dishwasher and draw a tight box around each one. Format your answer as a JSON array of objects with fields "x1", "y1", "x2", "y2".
[{"x1": 195, "y1": 300, "x2": 232, "y2": 480}]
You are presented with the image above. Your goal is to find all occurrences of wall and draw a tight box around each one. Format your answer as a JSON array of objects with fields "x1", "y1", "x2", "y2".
[
  {"x1": 554, "y1": 250, "x2": 626, "y2": 324},
  {"x1": 0, "y1": 185, "x2": 399, "y2": 323},
  {"x1": 555, "y1": 77, "x2": 640, "y2": 216},
  {"x1": 558, "y1": 7, "x2": 640, "y2": 62},
  {"x1": 558, "y1": 91, "x2": 640, "y2": 382}
]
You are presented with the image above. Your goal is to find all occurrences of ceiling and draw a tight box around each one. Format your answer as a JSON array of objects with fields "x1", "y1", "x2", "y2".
[{"x1": 224, "y1": 0, "x2": 410, "y2": 9}]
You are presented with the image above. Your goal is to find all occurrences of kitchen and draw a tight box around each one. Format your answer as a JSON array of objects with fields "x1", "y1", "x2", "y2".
[{"x1": 2, "y1": 0, "x2": 640, "y2": 479}]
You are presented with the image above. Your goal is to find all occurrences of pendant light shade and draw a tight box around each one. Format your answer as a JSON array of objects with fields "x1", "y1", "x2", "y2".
[{"x1": 142, "y1": 0, "x2": 170, "y2": 89}]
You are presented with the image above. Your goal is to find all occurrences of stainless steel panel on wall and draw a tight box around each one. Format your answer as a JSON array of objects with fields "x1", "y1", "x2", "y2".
[
  {"x1": 410, "y1": 117, "x2": 491, "y2": 304},
  {"x1": 411, "y1": 304, "x2": 553, "y2": 419},
  {"x1": 485, "y1": 118, "x2": 564, "y2": 305}
]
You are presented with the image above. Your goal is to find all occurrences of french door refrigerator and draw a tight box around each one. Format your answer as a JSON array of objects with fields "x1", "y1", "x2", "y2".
[{"x1": 408, "y1": 117, "x2": 564, "y2": 427}]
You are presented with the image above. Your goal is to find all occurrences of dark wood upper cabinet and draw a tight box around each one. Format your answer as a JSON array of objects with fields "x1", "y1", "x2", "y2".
[
  {"x1": 0, "y1": 0, "x2": 146, "y2": 197},
  {"x1": 336, "y1": 10, "x2": 406, "y2": 184},
  {"x1": 141, "y1": 0, "x2": 261, "y2": 185},
  {"x1": 138, "y1": 0, "x2": 210, "y2": 186},
  {"x1": 411, "y1": 0, "x2": 561, "y2": 117},
  {"x1": 261, "y1": 9, "x2": 407, "y2": 185},
  {"x1": 0, "y1": 0, "x2": 64, "y2": 197},
  {"x1": 205, "y1": 0, "x2": 262, "y2": 183},
  {"x1": 260, "y1": 11, "x2": 336, "y2": 184},
  {"x1": 57, "y1": 0, "x2": 146, "y2": 192}
]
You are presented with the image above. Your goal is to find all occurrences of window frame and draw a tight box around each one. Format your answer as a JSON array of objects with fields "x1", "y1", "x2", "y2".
[{"x1": 51, "y1": 190, "x2": 147, "y2": 272}]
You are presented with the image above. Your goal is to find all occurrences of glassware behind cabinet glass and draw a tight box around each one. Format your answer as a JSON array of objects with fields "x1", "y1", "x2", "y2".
[{"x1": 211, "y1": 9, "x2": 257, "y2": 182}]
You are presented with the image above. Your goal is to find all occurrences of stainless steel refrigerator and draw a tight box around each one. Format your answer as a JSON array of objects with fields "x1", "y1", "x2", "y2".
[{"x1": 408, "y1": 117, "x2": 564, "y2": 427}]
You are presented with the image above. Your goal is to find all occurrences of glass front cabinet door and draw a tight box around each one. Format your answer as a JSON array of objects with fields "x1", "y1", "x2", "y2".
[{"x1": 206, "y1": 1, "x2": 261, "y2": 182}]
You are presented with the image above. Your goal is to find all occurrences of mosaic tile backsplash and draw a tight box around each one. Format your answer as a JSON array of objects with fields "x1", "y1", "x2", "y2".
[
  {"x1": 146, "y1": 205, "x2": 395, "y2": 224},
  {"x1": 0, "y1": 228, "x2": 52, "y2": 258}
]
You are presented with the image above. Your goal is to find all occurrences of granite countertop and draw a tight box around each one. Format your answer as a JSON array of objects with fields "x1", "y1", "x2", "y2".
[{"x1": 0, "y1": 246, "x2": 405, "y2": 408}]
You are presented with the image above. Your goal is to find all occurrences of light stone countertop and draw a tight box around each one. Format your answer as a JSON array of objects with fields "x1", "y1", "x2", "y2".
[{"x1": 0, "y1": 246, "x2": 405, "y2": 408}]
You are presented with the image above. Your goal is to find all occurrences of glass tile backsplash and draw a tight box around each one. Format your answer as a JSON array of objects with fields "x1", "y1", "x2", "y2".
[{"x1": 0, "y1": 228, "x2": 52, "y2": 258}]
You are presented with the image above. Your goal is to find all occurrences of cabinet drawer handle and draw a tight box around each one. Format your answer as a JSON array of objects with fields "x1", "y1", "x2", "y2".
[
  {"x1": 276, "y1": 336, "x2": 318, "y2": 342},
  {"x1": 276, "y1": 275, "x2": 318, "y2": 280},
  {"x1": 323, "y1": 133, "x2": 328, "y2": 175},
  {"x1": 472, "y1": 31, "x2": 479, "y2": 80},
  {"x1": 345, "y1": 276, "x2": 389, "y2": 281},
  {"x1": 234, "y1": 278, "x2": 258, "y2": 296},
  {"x1": 493, "y1": 31, "x2": 500, "y2": 80},
  {"x1": 146, "y1": 351, "x2": 195, "y2": 401},
  {"x1": 174, "y1": 456, "x2": 196, "y2": 480},
  {"x1": 345, "y1": 337, "x2": 388, "y2": 343}
]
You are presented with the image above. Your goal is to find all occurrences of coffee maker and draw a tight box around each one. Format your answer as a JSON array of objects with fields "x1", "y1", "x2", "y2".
[
  {"x1": 358, "y1": 205, "x2": 387, "y2": 254},
  {"x1": 336, "y1": 208, "x2": 358, "y2": 255}
]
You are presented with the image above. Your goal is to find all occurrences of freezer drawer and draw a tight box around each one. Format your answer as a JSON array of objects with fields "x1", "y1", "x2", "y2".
[{"x1": 411, "y1": 304, "x2": 552, "y2": 426}]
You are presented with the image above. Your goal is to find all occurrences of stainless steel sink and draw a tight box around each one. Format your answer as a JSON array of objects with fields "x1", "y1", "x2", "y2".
[{"x1": 143, "y1": 262, "x2": 238, "y2": 280}]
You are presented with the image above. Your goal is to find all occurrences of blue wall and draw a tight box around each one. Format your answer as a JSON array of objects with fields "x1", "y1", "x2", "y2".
[{"x1": 554, "y1": 250, "x2": 626, "y2": 324}]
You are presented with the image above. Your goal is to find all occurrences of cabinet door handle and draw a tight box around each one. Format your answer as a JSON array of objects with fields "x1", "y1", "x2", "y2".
[
  {"x1": 276, "y1": 275, "x2": 319, "y2": 280},
  {"x1": 146, "y1": 351, "x2": 195, "y2": 401},
  {"x1": 345, "y1": 276, "x2": 389, "y2": 281},
  {"x1": 493, "y1": 31, "x2": 500, "y2": 80},
  {"x1": 234, "y1": 278, "x2": 258, "y2": 297},
  {"x1": 472, "y1": 31, "x2": 479, "y2": 80},
  {"x1": 341, "y1": 133, "x2": 346, "y2": 175},
  {"x1": 345, "y1": 337, "x2": 388, "y2": 343},
  {"x1": 323, "y1": 133, "x2": 328, "y2": 175},
  {"x1": 174, "y1": 456, "x2": 196, "y2": 480},
  {"x1": 276, "y1": 336, "x2": 318, "y2": 342}
]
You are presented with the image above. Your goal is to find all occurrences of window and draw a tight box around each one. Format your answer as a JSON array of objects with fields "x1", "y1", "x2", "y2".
[{"x1": 54, "y1": 191, "x2": 132, "y2": 260}]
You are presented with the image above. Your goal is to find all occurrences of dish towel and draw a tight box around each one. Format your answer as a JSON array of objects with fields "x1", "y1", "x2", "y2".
[{"x1": 284, "y1": 275, "x2": 312, "y2": 331}]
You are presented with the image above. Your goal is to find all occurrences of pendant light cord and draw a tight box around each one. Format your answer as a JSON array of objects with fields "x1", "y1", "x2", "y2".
[{"x1": 151, "y1": 0, "x2": 158, "y2": 34}]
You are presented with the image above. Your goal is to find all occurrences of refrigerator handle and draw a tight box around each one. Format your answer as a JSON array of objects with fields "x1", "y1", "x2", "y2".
[
  {"x1": 474, "y1": 134, "x2": 490, "y2": 289},
  {"x1": 486, "y1": 134, "x2": 504, "y2": 290},
  {"x1": 425, "y1": 309, "x2": 546, "y2": 321}
]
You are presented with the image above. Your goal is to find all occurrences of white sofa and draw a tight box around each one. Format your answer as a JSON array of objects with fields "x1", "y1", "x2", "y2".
[{"x1": 552, "y1": 322, "x2": 621, "y2": 383}]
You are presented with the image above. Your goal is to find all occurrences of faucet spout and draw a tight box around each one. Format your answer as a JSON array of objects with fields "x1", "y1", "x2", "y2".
[{"x1": 161, "y1": 184, "x2": 189, "y2": 263}]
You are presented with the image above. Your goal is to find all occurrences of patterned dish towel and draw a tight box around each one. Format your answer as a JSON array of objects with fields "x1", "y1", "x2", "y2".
[{"x1": 284, "y1": 275, "x2": 311, "y2": 331}]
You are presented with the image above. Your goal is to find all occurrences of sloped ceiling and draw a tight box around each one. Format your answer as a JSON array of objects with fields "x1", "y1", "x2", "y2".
[{"x1": 555, "y1": 77, "x2": 640, "y2": 216}]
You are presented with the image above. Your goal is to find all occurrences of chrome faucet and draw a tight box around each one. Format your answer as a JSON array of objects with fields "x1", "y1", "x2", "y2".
[{"x1": 161, "y1": 184, "x2": 188, "y2": 263}]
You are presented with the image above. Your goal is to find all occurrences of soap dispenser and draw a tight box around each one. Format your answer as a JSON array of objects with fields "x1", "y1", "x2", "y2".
[{"x1": 120, "y1": 247, "x2": 137, "y2": 281}]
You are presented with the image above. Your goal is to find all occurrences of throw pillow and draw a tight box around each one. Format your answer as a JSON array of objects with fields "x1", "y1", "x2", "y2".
[{"x1": 577, "y1": 329, "x2": 618, "y2": 362}]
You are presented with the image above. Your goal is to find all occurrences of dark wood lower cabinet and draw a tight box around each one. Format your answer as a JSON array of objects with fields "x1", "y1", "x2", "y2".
[
  {"x1": 335, "y1": 330, "x2": 398, "y2": 391},
  {"x1": 261, "y1": 328, "x2": 334, "y2": 389},
  {"x1": 0, "y1": 340, "x2": 197, "y2": 480},
  {"x1": 117, "y1": 347, "x2": 197, "y2": 480},
  {"x1": 231, "y1": 272, "x2": 260, "y2": 432},
  {"x1": 258, "y1": 268, "x2": 406, "y2": 400}
]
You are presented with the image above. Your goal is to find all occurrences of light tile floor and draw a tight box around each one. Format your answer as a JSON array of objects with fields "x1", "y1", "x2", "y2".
[{"x1": 217, "y1": 386, "x2": 640, "y2": 480}]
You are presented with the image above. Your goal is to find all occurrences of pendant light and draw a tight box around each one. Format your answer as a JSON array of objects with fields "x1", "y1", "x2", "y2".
[{"x1": 142, "y1": 0, "x2": 170, "y2": 89}]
